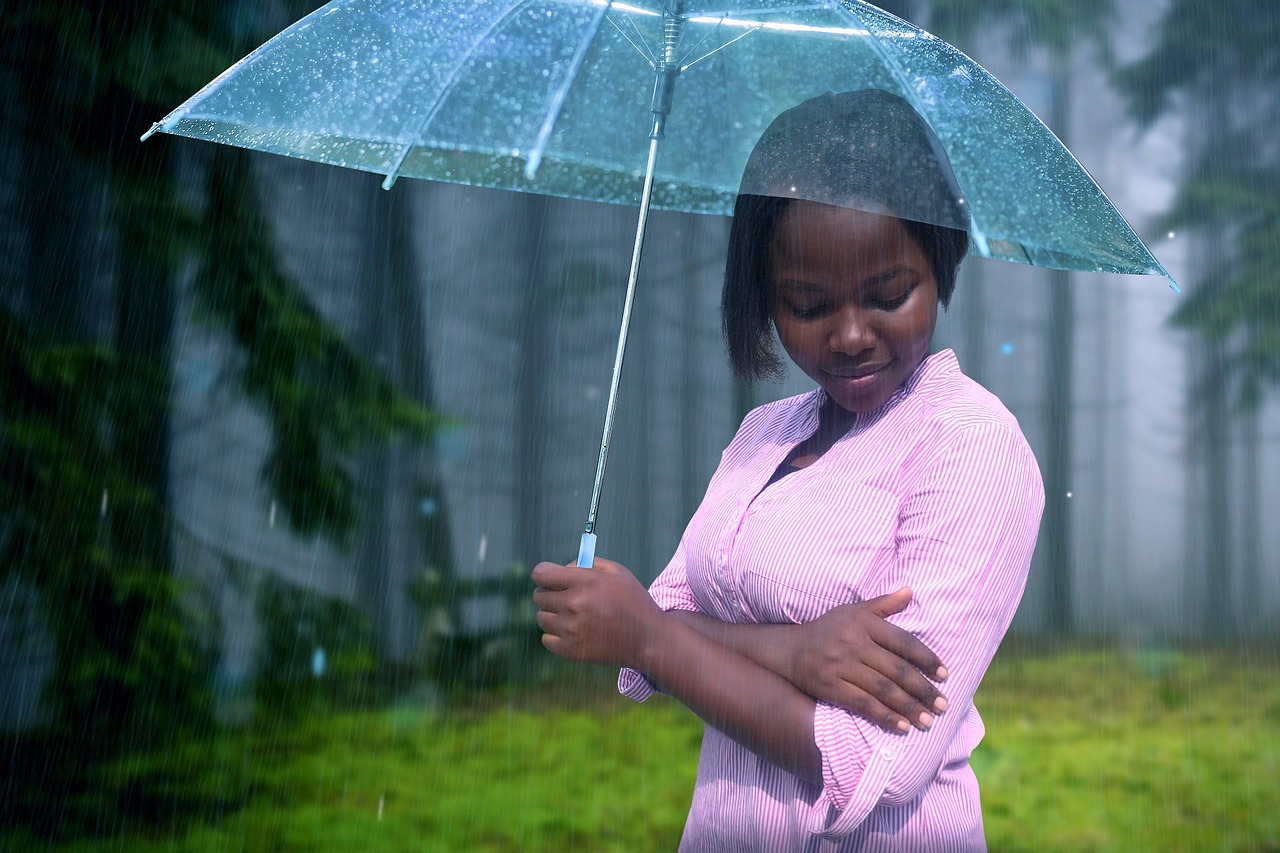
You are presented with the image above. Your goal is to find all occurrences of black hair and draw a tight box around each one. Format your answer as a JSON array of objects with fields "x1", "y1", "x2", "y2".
[{"x1": 721, "y1": 90, "x2": 971, "y2": 383}]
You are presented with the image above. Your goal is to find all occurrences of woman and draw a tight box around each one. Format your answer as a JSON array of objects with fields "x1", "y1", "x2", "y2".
[{"x1": 532, "y1": 90, "x2": 1044, "y2": 851}]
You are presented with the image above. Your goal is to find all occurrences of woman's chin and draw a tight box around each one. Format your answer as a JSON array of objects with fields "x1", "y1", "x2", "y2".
[{"x1": 820, "y1": 364, "x2": 895, "y2": 413}]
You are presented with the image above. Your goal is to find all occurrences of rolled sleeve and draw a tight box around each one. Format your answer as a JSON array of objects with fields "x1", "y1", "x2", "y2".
[
  {"x1": 805, "y1": 423, "x2": 1044, "y2": 837},
  {"x1": 619, "y1": 538, "x2": 702, "y2": 702}
]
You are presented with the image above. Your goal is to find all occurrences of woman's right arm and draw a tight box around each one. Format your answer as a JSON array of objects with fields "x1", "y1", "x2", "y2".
[{"x1": 623, "y1": 491, "x2": 947, "y2": 734}]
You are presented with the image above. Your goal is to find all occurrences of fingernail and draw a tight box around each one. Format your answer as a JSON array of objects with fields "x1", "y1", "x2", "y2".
[
  {"x1": 896, "y1": 719, "x2": 910, "y2": 733},
  {"x1": 934, "y1": 696, "x2": 949, "y2": 713},
  {"x1": 918, "y1": 712, "x2": 935, "y2": 729},
  {"x1": 936, "y1": 666, "x2": 949, "y2": 681}
]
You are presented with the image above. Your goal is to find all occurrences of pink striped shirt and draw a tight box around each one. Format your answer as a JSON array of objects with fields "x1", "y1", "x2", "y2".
[{"x1": 620, "y1": 349, "x2": 1044, "y2": 851}]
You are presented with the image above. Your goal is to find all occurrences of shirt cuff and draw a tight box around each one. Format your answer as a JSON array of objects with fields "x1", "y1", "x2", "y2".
[
  {"x1": 807, "y1": 702, "x2": 903, "y2": 838},
  {"x1": 617, "y1": 667, "x2": 656, "y2": 702}
]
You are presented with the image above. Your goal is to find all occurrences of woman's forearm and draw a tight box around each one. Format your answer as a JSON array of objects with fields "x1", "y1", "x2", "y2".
[
  {"x1": 640, "y1": 612, "x2": 821, "y2": 785},
  {"x1": 670, "y1": 610, "x2": 800, "y2": 680}
]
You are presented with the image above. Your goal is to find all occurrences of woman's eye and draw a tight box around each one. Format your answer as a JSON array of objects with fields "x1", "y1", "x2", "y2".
[
  {"x1": 872, "y1": 291, "x2": 911, "y2": 310},
  {"x1": 791, "y1": 304, "x2": 826, "y2": 319}
]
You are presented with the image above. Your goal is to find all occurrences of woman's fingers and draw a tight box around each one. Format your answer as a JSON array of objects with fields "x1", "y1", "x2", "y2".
[
  {"x1": 530, "y1": 560, "x2": 574, "y2": 589},
  {"x1": 530, "y1": 586, "x2": 562, "y2": 612},
  {"x1": 864, "y1": 586, "x2": 913, "y2": 619},
  {"x1": 869, "y1": 617, "x2": 948, "y2": 682},
  {"x1": 864, "y1": 647, "x2": 949, "y2": 727},
  {"x1": 831, "y1": 678, "x2": 913, "y2": 734}
]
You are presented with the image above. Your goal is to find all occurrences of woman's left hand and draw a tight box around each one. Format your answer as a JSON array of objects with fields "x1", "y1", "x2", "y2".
[{"x1": 531, "y1": 557, "x2": 663, "y2": 669}]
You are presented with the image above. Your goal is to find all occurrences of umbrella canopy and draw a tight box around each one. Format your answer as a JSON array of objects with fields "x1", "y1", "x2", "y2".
[
  {"x1": 144, "y1": 0, "x2": 1172, "y2": 280},
  {"x1": 143, "y1": 0, "x2": 1174, "y2": 565}
]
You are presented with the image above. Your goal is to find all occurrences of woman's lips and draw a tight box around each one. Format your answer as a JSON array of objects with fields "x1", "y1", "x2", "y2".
[{"x1": 822, "y1": 362, "x2": 889, "y2": 391}]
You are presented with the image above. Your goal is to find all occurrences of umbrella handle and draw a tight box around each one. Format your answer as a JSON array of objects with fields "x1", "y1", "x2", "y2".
[{"x1": 577, "y1": 532, "x2": 597, "y2": 570}]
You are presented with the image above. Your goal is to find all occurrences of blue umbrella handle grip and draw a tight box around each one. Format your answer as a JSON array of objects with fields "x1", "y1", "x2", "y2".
[{"x1": 577, "y1": 532, "x2": 597, "y2": 569}]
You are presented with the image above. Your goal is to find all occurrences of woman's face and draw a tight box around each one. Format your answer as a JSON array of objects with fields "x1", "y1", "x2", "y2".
[{"x1": 769, "y1": 201, "x2": 938, "y2": 414}]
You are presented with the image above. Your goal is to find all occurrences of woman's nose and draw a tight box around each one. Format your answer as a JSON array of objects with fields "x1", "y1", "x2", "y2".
[{"x1": 828, "y1": 306, "x2": 875, "y2": 355}]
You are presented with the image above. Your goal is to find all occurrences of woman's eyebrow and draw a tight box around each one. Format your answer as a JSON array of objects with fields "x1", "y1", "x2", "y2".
[
  {"x1": 777, "y1": 266, "x2": 916, "y2": 292},
  {"x1": 775, "y1": 279, "x2": 826, "y2": 293},
  {"x1": 863, "y1": 265, "x2": 915, "y2": 287}
]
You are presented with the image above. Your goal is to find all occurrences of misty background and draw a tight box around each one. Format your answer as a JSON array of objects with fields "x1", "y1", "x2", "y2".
[{"x1": 1, "y1": 0, "x2": 1276, "y2": 847}]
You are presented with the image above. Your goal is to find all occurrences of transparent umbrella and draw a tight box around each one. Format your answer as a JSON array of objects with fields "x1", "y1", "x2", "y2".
[{"x1": 143, "y1": 0, "x2": 1174, "y2": 566}]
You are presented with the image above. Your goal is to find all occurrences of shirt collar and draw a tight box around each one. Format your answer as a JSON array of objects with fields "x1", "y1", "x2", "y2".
[{"x1": 803, "y1": 348, "x2": 959, "y2": 436}]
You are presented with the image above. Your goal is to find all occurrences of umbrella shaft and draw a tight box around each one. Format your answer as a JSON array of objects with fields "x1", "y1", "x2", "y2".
[
  {"x1": 581, "y1": 134, "x2": 662, "y2": 552},
  {"x1": 579, "y1": 2, "x2": 683, "y2": 568}
]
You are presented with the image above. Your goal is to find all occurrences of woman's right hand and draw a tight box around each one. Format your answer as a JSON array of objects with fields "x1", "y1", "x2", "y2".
[{"x1": 787, "y1": 587, "x2": 949, "y2": 733}]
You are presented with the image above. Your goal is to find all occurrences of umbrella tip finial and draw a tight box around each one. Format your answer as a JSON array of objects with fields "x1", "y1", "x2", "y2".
[
  {"x1": 381, "y1": 173, "x2": 398, "y2": 191},
  {"x1": 140, "y1": 122, "x2": 162, "y2": 142},
  {"x1": 524, "y1": 151, "x2": 542, "y2": 181},
  {"x1": 969, "y1": 224, "x2": 991, "y2": 258}
]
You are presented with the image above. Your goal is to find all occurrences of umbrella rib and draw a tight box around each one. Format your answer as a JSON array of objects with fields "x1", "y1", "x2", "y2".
[
  {"x1": 605, "y1": 9, "x2": 658, "y2": 66},
  {"x1": 142, "y1": 3, "x2": 338, "y2": 139},
  {"x1": 831, "y1": 0, "x2": 989, "y2": 250},
  {"x1": 380, "y1": 3, "x2": 531, "y2": 190},
  {"x1": 526, "y1": 2, "x2": 613, "y2": 178},
  {"x1": 673, "y1": 13, "x2": 726, "y2": 67},
  {"x1": 679, "y1": 21, "x2": 760, "y2": 72}
]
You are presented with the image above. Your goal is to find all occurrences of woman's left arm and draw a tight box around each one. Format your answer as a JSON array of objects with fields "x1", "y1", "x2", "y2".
[{"x1": 808, "y1": 421, "x2": 1044, "y2": 838}]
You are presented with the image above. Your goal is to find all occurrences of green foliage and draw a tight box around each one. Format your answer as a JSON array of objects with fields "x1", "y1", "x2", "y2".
[
  {"x1": 1115, "y1": 0, "x2": 1280, "y2": 411},
  {"x1": 4, "y1": 646, "x2": 1277, "y2": 850},
  {"x1": 254, "y1": 576, "x2": 380, "y2": 717},
  {"x1": 926, "y1": 0, "x2": 1114, "y2": 58},
  {"x1": 1113, "y1": 0, "x2": 1280, "y2": 128},
  {"x1": 0, "y1": 311, "x2": 213, "y2": 736},
  {"x1": 195, "y1": 148, "x2": 441, "y2": 541},
  {"x1": 1163, "y1": 162, "x2": 1280, "y2": 410},
  {"x1": 0, "y1": 310, "x2": 217, "y2": 839},
  {"x1": 411, "y1": 562, "x2": 544, "y2": 692},
  {"x1": 0, "y1": 0, "x2": 443, "y2": 839}
]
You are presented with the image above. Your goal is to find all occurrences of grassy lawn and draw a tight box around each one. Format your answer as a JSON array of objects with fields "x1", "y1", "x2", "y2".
[{"x1": 7, "y1": 644, "x2": 1279, "y2": 851}]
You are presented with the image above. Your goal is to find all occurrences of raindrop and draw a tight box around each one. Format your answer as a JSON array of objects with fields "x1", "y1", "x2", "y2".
[
  {"x1": 479, "y1": 535, "x2": 488, "y2": 563},
  {"x1": 1066, "y1": 492, "x2": 1073, "y2": 499},
  {"x1": 1166, "y1": 231, "x2": 1176, "y2": 239},
  {"x1": 378, "y1": 795, "x2": 385, "y2": 820},
  {"x1": 269, "y1": 501, "x2": 277, "y2": 528},
  {"x1": 311, "y1": 647, "x2": 326, "y2": 677},
  {"x1": 1000, "y1": 342, "x2": 1014, "y2": 356},
  {"x1": 100, "y1": 489, "x2": 108, "y2": 517},
  {"x1": 419, "y1": 498, "x2": 438, "y2": 516}
]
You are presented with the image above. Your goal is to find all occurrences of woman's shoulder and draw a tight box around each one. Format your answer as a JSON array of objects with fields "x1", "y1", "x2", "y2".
[
  {"x1": 899, "y1": 353, "x2": 1038, "y2": 474},
  {"x1": 913, "y1": 352, "x2": 1027, "y2": 436},
  {"x1": 735, "y1": 389, "x2": 821, "y2": 438}
]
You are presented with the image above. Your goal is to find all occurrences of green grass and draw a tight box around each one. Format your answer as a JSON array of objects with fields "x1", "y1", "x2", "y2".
[
  {"x1": 973, "y1": 643, "x2": 1280, "y2": 852},
  {"x1": 5, "y1": 645, "x2": 1279, "y2": 851}
]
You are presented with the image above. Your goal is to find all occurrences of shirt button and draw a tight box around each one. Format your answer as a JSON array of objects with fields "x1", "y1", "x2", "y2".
[{"x1": 880, "y1": 746, "x2": 897, "y2": 761}]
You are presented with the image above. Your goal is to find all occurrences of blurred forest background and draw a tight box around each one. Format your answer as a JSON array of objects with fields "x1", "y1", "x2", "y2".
[{"x1": 1, "y1": 0, "x2": 1277, "y2": 849}]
